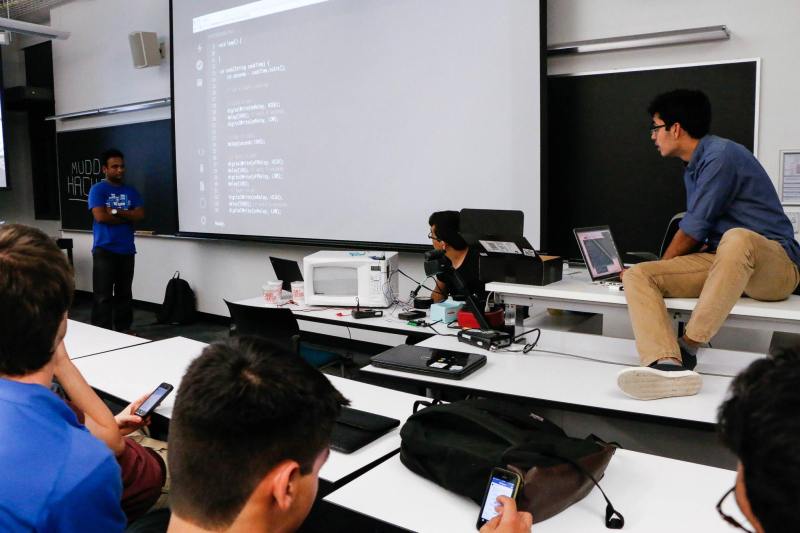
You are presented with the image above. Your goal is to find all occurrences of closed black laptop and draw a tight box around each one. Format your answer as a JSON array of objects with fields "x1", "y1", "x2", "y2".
[
  {"x1": 370, "y1": 344, "x2": 487, "y2": 380},
  {"x1": 330, "y1": 407, "x2": 400, "y2": 454}
]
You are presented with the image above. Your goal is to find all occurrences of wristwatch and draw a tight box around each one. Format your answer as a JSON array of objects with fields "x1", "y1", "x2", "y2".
[{"x1": 111, "y1": 209, "x2": 118, "y2": 215}]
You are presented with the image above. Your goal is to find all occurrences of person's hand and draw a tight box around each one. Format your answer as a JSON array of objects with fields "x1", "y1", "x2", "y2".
[
  {"x1": 479, "y1": 496, "x2": 533, "y2": 533},
  {"x1": 114, "y1": 393, "x2": 151, "y2": 436},
  {"x1": 619, "y1": 268, "x2": 627, "y2": 280}
]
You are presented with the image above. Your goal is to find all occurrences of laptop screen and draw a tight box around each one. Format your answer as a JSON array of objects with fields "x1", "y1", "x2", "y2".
[
  {"x1": 269, "y1": 257, "x2": 304, "y2": 291},
  {"x1": 573, "y1": 226, "x2": 623, "y2": 281}
]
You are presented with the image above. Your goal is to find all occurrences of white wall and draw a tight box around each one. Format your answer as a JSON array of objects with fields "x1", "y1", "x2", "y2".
[{"x1": 42, "y1": 0, "x2": 800, "y2": 318}]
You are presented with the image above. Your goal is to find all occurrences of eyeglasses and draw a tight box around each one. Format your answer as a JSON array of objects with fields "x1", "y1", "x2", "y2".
[
  {"x1": 649, "y1": 123, "x2": 668, "y2": 135},
  {"x1": 716, "y1": 487, "x2": 756, "y2": 533},
  {"x1": 428, "y1": 232, "x2": 443, "y2": 242}
]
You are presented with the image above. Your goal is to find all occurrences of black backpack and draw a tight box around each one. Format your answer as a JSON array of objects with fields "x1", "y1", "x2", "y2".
[
  {"x1": 400, "y1": 398, "x2": 624, "y2": 528},
  {"x1": 156, "y1": 272, "x2": 197, "y2": 325}
]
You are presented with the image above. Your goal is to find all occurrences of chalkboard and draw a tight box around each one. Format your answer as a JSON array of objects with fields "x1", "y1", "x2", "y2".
[
  {"x1": 58, "y1": 120, "x2": 176, "y2": 233},
  {"x1": 544, "y1": 60, "x2": 758, "y2": 261}
]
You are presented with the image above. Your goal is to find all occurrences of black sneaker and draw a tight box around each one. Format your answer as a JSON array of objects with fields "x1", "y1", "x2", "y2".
[
  {"x1": 677, "y1": 337, "x2": 698, "y2": 370},
  {"x1": 617, "y1": 362, "x2": 702, "y2": 400}
]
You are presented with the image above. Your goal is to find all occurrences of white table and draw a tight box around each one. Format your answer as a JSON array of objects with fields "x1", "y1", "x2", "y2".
[
  {"x1": 361, "y1": 330, "x2": 761, "y2": 426},
  {"x1": 234, "y1": 296, "x2": 444, "y2": 347},
  {"x1": 320, "y1": 376, "x2": 429, "y2": 484},
  {"x1": 324, "y1": 449, "x2": 747, "y2": 532},
  {"x1": 488, "y1": 269, "x2": 800, "y2": 335},
  {"x1": 72, "y1": 336, "x2": 428, "y2": 483},
  {"x1": 72, "y1": 336, "x2": 206, "y2": 417},
  {"x1": 64, "y1": 318, "x2": 149, "y2": 359},
  {"x1": 234, "y1": 296, "x2": 598, "y2": 347}
]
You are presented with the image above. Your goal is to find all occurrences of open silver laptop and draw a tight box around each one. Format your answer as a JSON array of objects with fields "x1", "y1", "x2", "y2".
[{"x1": 573, "y1": 226, "x2": 624, "y2": 286}]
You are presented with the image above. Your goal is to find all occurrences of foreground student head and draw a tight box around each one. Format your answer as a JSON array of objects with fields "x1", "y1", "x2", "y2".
[
  {"x1": 167, "y1": 336, "x2": 348, "y2": 533},
  {"x1": 717, "y1": 351, "x2": 800, "y2": 533},
  {"x1": 0, "y1": 224, "x2": 127, "y2": 531},
  {"x1": 0, "y1": 223, "x2": 73, "y2": 376}
]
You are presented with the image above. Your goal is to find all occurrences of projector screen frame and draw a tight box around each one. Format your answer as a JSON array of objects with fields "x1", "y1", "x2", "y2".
[
  {"x1": 168, "y1": 0, "x2": 547, "y2": 252},
  {"x1": 0, "y1": 46, "x2": 11, "y2": 191}
]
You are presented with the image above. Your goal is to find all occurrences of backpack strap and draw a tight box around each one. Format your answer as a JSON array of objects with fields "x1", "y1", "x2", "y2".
[
  {"x1": 412, "y1": 399, "x2": 441, "y2": 413},
  {"x1": 539, "y1": 450, "x2": 624, "y2": 529},
  {"x1": 459, "y1": 398, "x2": 565, "y2": 436},
  {"x1": 173, "y1": 271, "x2": 181, "y2": 279}
]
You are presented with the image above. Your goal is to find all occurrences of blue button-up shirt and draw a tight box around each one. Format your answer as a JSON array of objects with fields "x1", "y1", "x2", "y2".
[{"x1": 679, "y1": 135, "x2": 800, "y2": 266}]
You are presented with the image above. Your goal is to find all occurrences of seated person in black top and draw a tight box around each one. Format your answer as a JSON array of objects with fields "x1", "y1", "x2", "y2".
[{"x1": 428, "y1": 211, "x2": 486, "y2": 305}]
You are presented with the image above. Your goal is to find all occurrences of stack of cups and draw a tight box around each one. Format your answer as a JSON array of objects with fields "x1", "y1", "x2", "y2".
[
  {"x1": 263, "y1": 280, "x2": 283, "y2": 304},
  {"x1": 291, "y1": 281, "x2": 305, "y2": 305}
]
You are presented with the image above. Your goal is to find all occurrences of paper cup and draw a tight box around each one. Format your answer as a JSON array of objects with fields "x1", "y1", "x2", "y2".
[{"x1": 263, "y1": 280, "x2": 283, "y2": 303}]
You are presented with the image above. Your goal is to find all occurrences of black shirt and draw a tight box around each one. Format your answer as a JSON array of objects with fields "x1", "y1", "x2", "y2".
[{"x1": 435, "y1": 247, "x2": 486, "y2": 304}]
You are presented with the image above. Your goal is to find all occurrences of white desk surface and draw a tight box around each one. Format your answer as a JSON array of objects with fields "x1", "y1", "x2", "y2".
[
  {"x1": 235, "y1": 296, "x2": 449, "y2": 336},
  {"x1": 324, "y1": 449, "x2": 745, "y2": 533},
  {"x1": 72, "y1": 335, "x2": 427, "y2": 483},
  {"x1": 72, "y1": 336, "x2": 207, "y2": 418},
  {"x1": 321, "y1": 375, "x2": 429, "y2": 483},
  {"x1": 361, "y1": 329, "x2": 762, "y2": 425},
  {"x1": 487, "y1": 269, "x2": 800, "y2": 322},
  {"x1": 64, "y1": 319, "x2": 149, "y2": 359}
]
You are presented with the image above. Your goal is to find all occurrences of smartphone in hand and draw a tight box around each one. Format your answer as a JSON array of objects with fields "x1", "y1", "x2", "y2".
[
  {"x1": 134, "y1": 383, "x2": 174, "y2": 418},
  {"x1": 476, "y1": 467, "x2": 523, "y2": 529}
]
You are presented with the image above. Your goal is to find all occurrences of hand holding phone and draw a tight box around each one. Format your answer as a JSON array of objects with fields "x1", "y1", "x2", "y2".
[
  {"x1": 478, "y1": 496, "x2": 533, "y2": 533},
  {"x1": 134, "y1": 383, "x2": 174, "y2": 418},
  {"x1": 476, "y1": 467, "x2": 527, "y2": 531}
]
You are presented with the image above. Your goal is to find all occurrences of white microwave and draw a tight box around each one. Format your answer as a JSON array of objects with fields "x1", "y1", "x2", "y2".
[{"x1": 303, "y1": 251, "x2": 399, "y2": 308}]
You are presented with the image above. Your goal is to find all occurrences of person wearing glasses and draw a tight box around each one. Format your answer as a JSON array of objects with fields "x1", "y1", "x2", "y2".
[
  {"x1": 617, "y1": 89, "x2": 800, "y2": 400},
  {"x1": 428, "y1": 210, "x2": 486, "y2": 304},
  {"x1": 716, "y1": 350, "x2": 800, "y2": 533}
]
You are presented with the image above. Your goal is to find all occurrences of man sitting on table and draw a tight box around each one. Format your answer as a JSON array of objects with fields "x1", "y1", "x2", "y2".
[
  {"x1": 429, "y1": 210, "x2": 487, "y2": 304},
  {"x1": 717, "y1": 350, "x2": 800, "y2": 533},
  {"x1": 0, "y1": 224, "x2": 126, "y2": 532},
  {"x1": 617, "y1": 89, "x2": 800, "y2": 400}
]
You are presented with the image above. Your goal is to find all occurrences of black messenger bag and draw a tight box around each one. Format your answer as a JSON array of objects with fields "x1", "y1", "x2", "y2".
[{"x1": 399, "y1": 398, "x2": 624, "y2": 528}]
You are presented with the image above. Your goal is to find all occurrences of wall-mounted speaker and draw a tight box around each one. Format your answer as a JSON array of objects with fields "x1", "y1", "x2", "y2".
[{"x1": 129, "y1": 31, "x2": 163, "y2": 68}]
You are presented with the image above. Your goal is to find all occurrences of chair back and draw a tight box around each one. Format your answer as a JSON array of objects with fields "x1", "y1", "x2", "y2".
[
  {"x1": 224, "y1": 300, "x2": 301, "y2": 353},
  {"x1": 659, "y1": 212, "x2": 685, "y2": 257}
]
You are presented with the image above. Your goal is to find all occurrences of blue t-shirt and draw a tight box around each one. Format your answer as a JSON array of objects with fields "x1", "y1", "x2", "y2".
[
  {"x1": 88, "y1": 180, "x2": 143, "y2": 255},
  {"x1": 680, "y1": 135, "x2": 800, "y2": 266},
  {"x1": 0, "y1": 378, "x2": 126, "y2": 533}
]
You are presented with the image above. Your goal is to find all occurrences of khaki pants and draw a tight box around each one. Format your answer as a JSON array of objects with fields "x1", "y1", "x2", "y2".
[{"x1": 623, "y1": 228, "x2": 799, "y2": 366}]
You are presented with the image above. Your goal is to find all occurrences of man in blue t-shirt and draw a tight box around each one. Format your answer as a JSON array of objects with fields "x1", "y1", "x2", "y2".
[
  {"x1": 618, "y1": 90, "x2": 800, "y2": 400},
  {"x1": 88, "y1": 148, "x2": 145, "y2": 332},
  {"x1": 0, "y1": 224, "x2": 126, "y2": 532}
]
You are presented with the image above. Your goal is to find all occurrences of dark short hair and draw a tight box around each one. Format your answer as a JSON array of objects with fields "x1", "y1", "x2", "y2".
[
  {"x1": 428, "y1": 210, "x2": 467, "y2": 250},
  {"x1": 647, "y1": 89, "x2": 711, "y2": 139},
  {"x1": 0, "y1": 224, "x2": 74, "y2": 376},
  {"x1": 100, "y1": 148, "x2": 124, "y2": 167},
  {"x1": 718, "y1": 351, "x2": 800, "y2": 533},
  {"x1": 168, "y1": 336, "x2": 348, "y2": 528}
]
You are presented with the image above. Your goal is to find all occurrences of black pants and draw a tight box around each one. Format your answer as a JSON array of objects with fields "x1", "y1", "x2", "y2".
[{"x1": 92, "y1": 248, "x2": 135, "y2": 331}]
